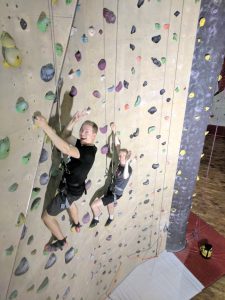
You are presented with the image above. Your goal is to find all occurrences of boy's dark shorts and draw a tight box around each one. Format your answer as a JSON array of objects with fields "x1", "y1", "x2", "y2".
[
  {"x1": 46, "y1": 191, "x2": 81, "y2": 216},
  {"x1": 102, "y1": 189, "x2": 121, "y2": 206}
]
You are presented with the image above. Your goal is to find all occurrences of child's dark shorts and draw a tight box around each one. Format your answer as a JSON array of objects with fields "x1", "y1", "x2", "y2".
[{"x1": 101, "y1": 188, "x2": 122, "y2": 206}]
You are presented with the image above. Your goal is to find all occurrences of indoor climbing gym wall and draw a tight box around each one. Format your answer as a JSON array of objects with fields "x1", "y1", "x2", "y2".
[{"x1": 0, "y1": 1, "x2": 201, "y2": 300}]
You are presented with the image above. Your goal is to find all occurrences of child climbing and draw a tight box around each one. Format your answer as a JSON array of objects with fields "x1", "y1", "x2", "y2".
[
  {"x1": 89, "y1": 122, "x2": 132, "y2": 228},
  {"x1": 34, "y1": 110, "x2": 98, "y2": 251}
]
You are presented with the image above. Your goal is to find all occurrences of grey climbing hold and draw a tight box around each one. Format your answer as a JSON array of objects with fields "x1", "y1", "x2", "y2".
[
  {"x1": 130, "y1": 44, "x2": 135, "y2": 51},
  {"x1": 143, "y1": 179, "x2": 149, "y2": 185},
  {"x1": 143, "y1": 81, "x2": 147, "y2": 87},
  {"x1": 40, "y1": 173, "x2": 49, "y2": 185},
  {"x1": 63, "y1": 287, "x2": 70, "y2": 300},
  {"x1": 98, "y1": 59, "x2": 106, "y2": 71},
  {"x1": 160, "y1": 89, "x2": 165, "y2": 95},
  {"x1": 85, "y1": 179, "x2": 91, "y2": 190},
  {"x1": 123, "y1": 80, "x2": 129, "y2": 89},
  {"x1": 148, "y1": 106, "x2": 157, "y2": 114},
  {"x1": 106, "y1": 235, "x2": 112, "y2": 241},
  {"x1": 8, "y1": 183, "x2": 18, "y2": 192},
  {"x1": 37, "y1": 277, "x2": 49, "y2": 293},
  {"x1": 151, "y1": 57, "x2": 161, "y2": 67},
  {"x1": 103, "y1": 8, "x2": 116, "y2": 24},
  {"x1": 39, "y1": 148, "x2": 48, "y2": 163},
  {"x1": 152, "y1": 35, "x2": 161, "y2": 43},
  {"x1": 45, "y1": 253, "x2": 57, "y2": 269},
  {"x1": 69, "y1": 86, "x2": 77, "y2": 97},
  {"x1": 14, "y1": 257, "x2": 29, "y2": 276},
  {"x1": 0, "y1": 137, "x2": 10, "y2": 159},
  {"x1": 20, "y1": 18, "x2": 27, "y2": 30},
  {"x1": 137, "y1": 0, "x2": 145, "y2": 8},
  {"x1": 65, "y1": 247, "x2": 75, "y2": 264},
  {"x1": 152, "y1": 163, "x2": 159, "y2": 169},
  {"x1": 16, "y1": 97, "x2": 29, "y2": 112},
  {"x1": 131, "y1": 25, "x2": 136, "y2": 34},
  {"x1": 130, "y1": 128, "x2": 139, "y2": 138},
  {"x1": 20, "y1": 225, "x2": 27, "y2": 239},
  {"x1": 27, "y1": 235, "x2": 34, "y2": 245},
  {"x1": 31, "y1": 197, "x2": 41, "y2": 211},
  {"x1": 174, "y1": 10, "x2": 180, "y2": 17},
  {"x1": 40, "y1": 64, "x2": 55, "y2": 82}
]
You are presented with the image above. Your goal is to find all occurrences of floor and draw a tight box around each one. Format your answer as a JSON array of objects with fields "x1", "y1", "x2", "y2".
[{"x1": 191, "y1": 132, "x2": 225, "y2": 300}]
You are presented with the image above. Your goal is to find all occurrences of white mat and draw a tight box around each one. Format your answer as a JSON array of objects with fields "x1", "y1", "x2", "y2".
[{"x1": 107, "y1": 251, "x2": 204, "y2": 300}]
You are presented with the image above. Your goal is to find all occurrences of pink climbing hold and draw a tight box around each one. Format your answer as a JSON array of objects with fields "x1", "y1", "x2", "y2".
[
  {"x1": 163, "y1": 24, "x2": 170, "y2": 30},
  {"x1": 98, "y1": 59, "x2": 106, "y2": 71},
  {"x1": 124, "y1": 104, "x2": 129, "y2": 110},
  {"x1": 136, "y1": 56, "x2": 142, "y2": 63},
  {"x1": 93, "y1": 90, "x2": 101, "y2": 98}
]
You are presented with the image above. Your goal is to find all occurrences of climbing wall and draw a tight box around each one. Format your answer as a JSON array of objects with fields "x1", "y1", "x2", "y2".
[{"x1": 0, "y1": 0, "x2": 201, "y2": 300}]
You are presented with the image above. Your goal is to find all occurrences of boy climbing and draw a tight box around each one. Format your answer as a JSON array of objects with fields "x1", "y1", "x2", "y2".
[
  {"x1": 89, "y1": 122, "x2": 132, "y2": 228},
  {"x1": 34, "y1": 110, "x2": 98, "y2": 251}
]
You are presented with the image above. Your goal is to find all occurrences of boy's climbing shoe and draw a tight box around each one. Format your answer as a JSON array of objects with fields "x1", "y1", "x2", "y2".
[
  {"x1": 105, "y1": 217, "x2": 113, "y2": 227},
  {"x1": 44, "y1": 237, "x2": 67, "y2": 252},
  {"x1": 89, "y1": 218, "x2": 99, "y2": 228},
  {"x1": 71, "y1": 222, "x2": 81, "y2": 233}
]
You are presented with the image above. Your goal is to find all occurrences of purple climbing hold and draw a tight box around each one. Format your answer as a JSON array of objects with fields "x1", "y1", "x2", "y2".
[
  {"x1": 106, "y1": 235, "x2": 112, "y2": 241},
  {"x1": 152, "y1": 35, "x2": 161, "y2": 43},
  {"x1": 148, "y1": 106, "x2": 157, "y2": 114},
  {"x1": 100, "y1": 125, "x2": 108, "y2": 134},
  {"x1": 39, "y1": 148, "x2": 48, "y2": 163},
  {"x1": 98, "y1": 59, "x2": 106, "y2": 71},
  {"x1": 82, "y1": 212, "x2": 90, "y2": 224},
  {"x1": 130, "y1": 44, "x2": 135, "y2": 51},
  {"x1": 131, "y1": 25, "x2": 136, "y2": 34},
  {"x1": 85, "y1": 179, "x2": 91, "y2": 190},
  {"x1": 101, "y1": 144, "x2": 109, "y2": 155},
  {"x1": 65, "y1": 247, "x2": 75, "y2": 264},
  {"x1": 103, "y1": 8, "x2": 116, "y2": 24},
  {"x1": 40, "y1": 173, "x2": 49, "y2": 185},
  {"x1": 75, "y1": 50, "x2": 82, "y2": 62},
  {"x1": 40, "y1": 64, "x2": 55, "y2": 82},
  {"x1": 93, "y1": 90, "x2": 101, "y2": 98},
  {"x1": 115, "y1": 81, "x2": 123, "y2": 92},
  {"x1": 137, "y1": 0, "x2": 145, "y2": 8},
  {"x1": 45, "y1": 253, "x2": 57, "y2": 269},
  {"x1": 69, "y1": 86, "x2": 77, "y2": 97},
  {"x1": 160, "y1": 89, "x2": 165, "y2": 95}
]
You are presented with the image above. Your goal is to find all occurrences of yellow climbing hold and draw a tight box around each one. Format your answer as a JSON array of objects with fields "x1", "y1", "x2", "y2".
[
  {"x1": 188, "y1": 92, "x2": 195, "y2": 99},
  {"x1": 205, "y1": 54, "x2": 211, "y2": 61},
  {"x1": 174, "y1": 190, "x2": 178, "y2": 195},
  {"x1": 52, "y1": 0, "x2": 58, "y2": 4},
  {"x1": 180, "y1": 149, "x2": 186, "y2": 156},
  {"x1": 192, "y1": 193, "x2": 196, "y2": 197},
  {"x1": 205, "y1": 131, "x2": 209, "y2": 135},
  {"x1": 197, "y1": 38, "x2": 201, "y2": 43},
  {"x1": 199, "y1": 17, "x2": 206, "y2": 27},
  {"x1": 0, "y1": 31, "x2": 22, "y2": 67},
  {"x1": 177, "y1": 170, "x2": 182, "y2": 176},
  {"x1": 0, "y1": 31, "x2": 16, "y2": 48},
  {"x1": 204, "y1": 106, "x2": 209, "y2": 111},
  {"x1": 218, "y1": 74, "x2": 222, "y2": 81},
  {"x1": 196, "y1": 176, "x2": 199, "y2": 181},
  {"x1": 201, "y1": 153, "x2": 204, "y2": 158}
]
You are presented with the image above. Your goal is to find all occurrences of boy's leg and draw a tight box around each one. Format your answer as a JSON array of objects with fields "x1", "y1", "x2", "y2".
[
  {"x1": 68, "y1": 202, "x2": 79, "y2": 225},
  {"x1": 107, "y1": 202, "x2": 114, "y2": 217},
  {"x1": 42, "y1": 210, "x2": 66, "y2": 242},
  {"x1": 91, "y1": 197, "x2": 103, "y2": 218}
]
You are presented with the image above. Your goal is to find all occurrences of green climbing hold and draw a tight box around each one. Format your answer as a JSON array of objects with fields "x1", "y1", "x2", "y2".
[
  {"x1": 55, "y1": 43, "x2": 63, "y2": 56},
  {"x1": 21, "y1": 152, "x2": 31, "y2": 165},
  {"x1": 31, "y1": 187, "x2": 41, "y2": 198},
  {"x1": 161, "y1": 57, "x2": 166, "y2": 64},
  {"x1": 16, "y1": 213, "x2": 26, "y2": 227},
  {"x1": 16, "y1": 97, "x2": 29, "y2": 113},
  {"x1": 66, "y1": 0, "x2": 73, "y2": 4},
  {"x1": 0, "y1": 137, "x2": 10, "y2": 159},
  {"x1": 175, "y1": 86, "x2": 179, "y2": 93},
  {"x1": 37, "y1": 12, "x2": 50, "y2": 32},
  {"x1": 31, "y1": 197, "x2": 41, "y2": 211},
  {"x1": 45, "y1": 91, "x2": 55, "y2": 101},
  {"x1": 5, "y1": 245, "x2": 14, "y2": 256},
  {"x1": 148, "y1": 126, "x2": 156, "y2": 133},
  {"x1": 155, "y1": 23, "x2": 161, "y2": 30},
  {"x1": 134, "y1": 95, "x2": 141, "y2": 107},
  {"x1": 50, "y1": 165, "x2": 60, "y2": 177},
  {"x1": 131, "y1": 67, "x2": 135, "y2": 75},
  {"x1": 37, "y1": 277, "x2": 49, "y2": 293},
  {"x1": 173, "y1": 33, "x2": 178, "y2": 41},
  {"x1": 8, "y1": 183, "x2": 18, "y2": 192},
  {"x1": 9, "y1": 290, "x2": 18, "y2": 300}
]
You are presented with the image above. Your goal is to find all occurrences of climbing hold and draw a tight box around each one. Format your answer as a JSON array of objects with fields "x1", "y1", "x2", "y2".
[
  {"x1": 88, "y1": 26, "x2": 96, "y2": 37},
  {"x1": 161, "y1": 57, "x2": 166, "y2": 64},
  {"x1": 148, "y1": 106, "x2": 157, "y2": 114},
  {"x1": 130, "y1": 128, "x2": 139, "y2": 138},
  {"x1": 55, "y1": 43, "x2": 63, "y2": 56},
  {"x1": 173, "y1": 33, "x2": 178, "y2": 41},
  {"x1": 205, "y1": 54, "x2": 211, "y2": 61},
  {"x1": 8, "y1": 183, "x2": 18, "y2": 192},
  {"x1": 37, "y1": 12, "x2": 50, "y2": 32},
  {"x1": 37, "y1": 277, "x2": 49, "y2": 293},
  {"x1": 152, "y1": 35, "x2": 161, "y2": 43},
  {"x1": 123, "y1": 80, "x2": 129, "y2": 89},
  {"x1": 99, "y1": 29, "x2": 103, "y2": 35},
  {"x1": 32, "y1": 187, "x2": 40, "y2": 198},
  {"x1": 16, "y1": 97, "x2": 29, "y2": 112},
  {"x1": 45, "y1": 253, "x2": 57, "y2": 269},
  {"x1": 2, "y1": 47, "x2": 22, "y2": 68},
  {"x1": 143, "y1": 81, "x2": 147, "y2": 87},
  {"x1": 85, "y1": 179, "x2": 91, "y2": 190},
  {"x1": 75, "y1": 69, "x2": 81, "y2": 77},
  {"x1": 9, "y1": 290, "x2": 18, "y2": 300},
  {"x1": 31, "y1": 197, "x2": 41, "y2": 211},
  {"x1": 131, "y1": 25, "x2": 136, "y2": 34},
  {"x1": 199, "y1": 17, "x2": 206, "y2": 27},
  {"x1": 75, "y1": 50, "x2": 81, "y2": 62},
  {"x1": 45, "y1": 91, "x2": 55, "y2": 101},
  {"x1": 106, "y1": 235, "x2": 112, "y2": 241},
  {"x1": 40, "y1": 64, "x2": 55, "y2": 82},
  {"x1": 131, "y1": 67, "x2": 135, "y2": 74},
  {"x1": 134, "y1": 95, "x2": 141, "y2": 107},
  {"x1": 137, "y1": 0, "x2": 145, "y2": 8},
  {"x1": 218, "y1": 74, "x2": 222, "y2": 81},
  {"x1": 205, "y1": 106, "x2": 210, "y2": 111},
  {"x1": 144, "y1": 199, "x2": 149, "y2": 204},
  {"x1": 82, "y1": 212, "x2": 90, "y2": 224},
  {"x1": 100, "y1": 125, "x2": 108, "y2": 134},
  {"x1": 148, "y1": 126, "x2": 155, "y2": 133},
  {"x1": 151, "y1": 57, "x2": 161, "y2": 67},
  {"x1": 62, "y1": 287, "x2": 70, "y2": 300},
  {"x1": 180, "y1": 149, "x2": 186, "y2": 156},
  {"x1": 152, "y1": 163, "x2": 159, "y2": 169},
  {"x1": 27, "y1": 235, "x2": 34, "y2": 245},
  {"x1": 40, "y1": 173, "x2": 49, "y2": 185},
  {"x1": 103, "y1": 8, "x2": 116, "y2": 24},
  {"x1": 101, "y1": 144, "x2": 109, "y2": 154},
  {"x1": 143, "y1": 179, "x2": 149, "y2": 185},
  {"x1": 27, "y1": 285, "x2": 35, "y2": 292},
  {"x1": 160, "y1": 89, "x2": 165, "y2": 95},
  {"x1": 174, "y1": 11, "x2": 180, "y2": 17},
  {"x1": 130, "y1": 44, "x2": 135, "y2": 51},
  {"x1": 65, "y1": 247, "x2": 75, "y2": 264},
  {"x1": 66, "y1": 0, "x2": 73, "y2": 4},
  {"x1": 0, "y1": 31, "x2": 16, "y2": 47},
  {"x1": 16, "y1": 213, "x2": 26, "y2": 227},
  {"x1": 163, "y1": 24, "x2": 170, "y2": 30},
  {"x1": 175, "y1": 86, "x2": 179, "y2": 92},
  {"x1": 20, "y1": 18, "x2": 27, "y2": 30},
  {"x1": 31, "y1": 249, "x2": 37, "y2": 255},
  {"x1": 124, "y1": 103, "x2": 129, "y2": 110},
  {"x1": 155, "y1": 23, "x2": 161, "y2": 30},
  {"x1": 69, "y1": 86, "x2": 77, "y2": 97},
  {"x1": 5, "y1": 245, "x2": 14, "y2": 256},
  {"x1": 93, "y1": 90, "x2": 101, "y2": 98},
  {"x1": 20, "y1": 225, "x2": 27, "y2": 240},
  {"x1": 81, "y1": 34, "x2": 88, "y2": 43},
  {"x1": 108, "y1": 85, "x2": 114, "y2": 92},
  {"x1": 136, "y1": 56, "x2": 142, "y2": 63},
  {"x1": 156, "y1": 135, "x2": 161, "y2": 139},
  {"x1": 188, "y1": 92, "x2": 195, "y2": 98},
  {"x1": 21, "y1": 152, "x2": 31, "y2": 165},
  {"x1": 115, "y1": 81, "x2": 123, "y2": 92},
  {"x1": 166, "y1": 98, "x2": 171, "y2": 102},
  {"x1": 15, "y1": 257, "x2": 29, "y2": 276},
  {"x1": 98, "y1": 58, "x2": 106, "y2": 71}
]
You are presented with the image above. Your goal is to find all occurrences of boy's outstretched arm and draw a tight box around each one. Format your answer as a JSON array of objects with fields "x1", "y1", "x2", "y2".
[{"x1": 110, "y1": 122, "x2": 121, "y2": 155}]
